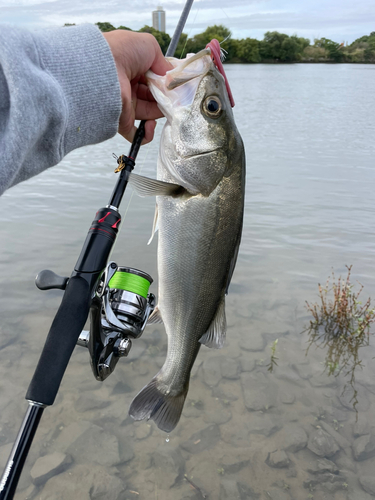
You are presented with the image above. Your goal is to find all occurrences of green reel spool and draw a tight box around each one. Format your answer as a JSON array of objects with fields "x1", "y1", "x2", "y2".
[{"x1": 108, "y1": 267, "x2": 152, "y2": 298}]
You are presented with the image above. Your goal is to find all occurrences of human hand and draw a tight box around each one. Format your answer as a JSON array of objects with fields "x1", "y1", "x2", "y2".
[{"x1": 103, "y1": 30, "x2": 173, "y2": 144}]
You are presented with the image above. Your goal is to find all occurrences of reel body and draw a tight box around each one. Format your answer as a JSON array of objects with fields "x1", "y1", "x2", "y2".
[
  {"x1": 38, "y1": 262, "x2": 155, "y2": 382},
  {"x1": 83, "y1": 262, "x2": 155, "y2": 381}
]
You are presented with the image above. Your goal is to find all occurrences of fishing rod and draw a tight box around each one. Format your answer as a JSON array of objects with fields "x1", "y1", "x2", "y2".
[{"x1": 0, "y1": 1, "x2": 194, "y2": 498}]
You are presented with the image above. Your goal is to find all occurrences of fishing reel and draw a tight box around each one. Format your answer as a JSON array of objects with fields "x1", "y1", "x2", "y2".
[
  {"x1": 78, "y1": 262, "x2": 155, "y2": 381},
  {"x1": 35, "y1": 262, "x2": 155, "y2": 382}
]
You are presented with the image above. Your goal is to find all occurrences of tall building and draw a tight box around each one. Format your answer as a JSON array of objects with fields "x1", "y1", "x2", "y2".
[{"x1": 152, "y1": 6, "x2": 166, "y2": 32}]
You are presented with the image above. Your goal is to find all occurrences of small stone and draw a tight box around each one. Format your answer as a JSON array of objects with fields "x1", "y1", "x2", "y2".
[
  {"x1": 220, "y1": 451, "x2": 250, "y2": 474},
  {"x1": 309, "y1": 373, "x2": 338, "y2": 388},
  {"x1": 303, "y1": 474, "x2": 346, "y2": 494},
  {"x1": 280, "y1": 392, "x2": 295, "y2": 404},
  {"x1": 37, "y1": 464, "x2": 125, "y2": 500},
  {"x1": 183, "y1": 405, "x2": 203, "y2": 418},
  {"x1": 306, "y1": 458, "x2": 339, "y2": 475},
  {"x1": 264, "y1": 488, "x2": 291, "y2": 500},
  {"x1": 221, "y1": 425, "x2": 250, "y2": 447},
  {"x1": 133, "y1": 360, "x2": 149, "y2": 376},
  {"x1": 239, "y1": 333, "x2": 266, "y2": 352},
  {"x1": 20, "y1": 483, "x2": 38, "y2": 500},
  {"x1": 30, "y1": 452, "x2": 72, "y2": 486},
  {"x1": 202, "y1": 356, "x2": 222, "y2": 387},
  {"x1": 213, "y1": 384, "x2": 239, "y2": 402},
  {"x1": 203, "y1": 408, "x2": 232, "y2": 425},
  {"x1": 63, "y1": 424, "x2": 121, "y2": 466},
  {"x1": 220, "y1": 479, "x2": 241, "y2": 500},
  {"x1": 74, "y1": 394, "x2": 107, "y2": 413},
  {"x1": 240, "y1": 356, "x2": 255, "y2": 373},
  {"x1": 220, "y1": 358, "x2": 240, "y2": 379},
  {"x1": 54, "y1": 421, "x2": 91, "y2": 451},
  {"x1": 241, "y1": 372, "x2": 277, "y2": 412},
  {"x1": 128, "y1": 339, "x2": 146, "y2": 360},
  {"x1": 279, "y1": 425, "x2": 308, "y2": 453},
  {"x1": 335, "y1": 454, "x2": 357, "y2": 472},
  {"x1": 353, "y1": 418, "x2": 371, "y2": 438},
  {"x1": 338, "y1": 386, "x2": 370, "y2": 412},
  {"x1": 266, "y1": 450, "x2": 290, "y2": 468},
  {"x1": 180, "y1": 425, "x2": 221, "y2": 454},
  {"x1": 237, "y1": 482, "x2": 260, "y2": 499},
  {"x1": 135, "y1": 424, "x2": 152, "y2": 440},
  {"x1": 347, "y1": 490, "x2": 374, "y2": 500},
  {"x1": 292, "y1": 363, "x2": 314, "y2": 380},
  {"x1": 247, "y1": 414, "x2": 281, "y2": 437},
  {"x1": 152, "y1": 446, "x2": 184, "y2": 488},
  {"x1": 111, "y1": 381, "x2": 133, "y2": 395},
  {"x1": 359, "y1": 476, "x2": 375, "y2": 496},
  {"x1": 319, "y1": 421, "x2": 351, "y2": 450},
  {"x1": 353, "y1": 434, "x2": 375, "y2": 461},
  {"x1": 307, "y1": 428, "x2": 340, "y2": 457},
  {"x1": 190, "y1": 359, "x2": 203, "y2": 378}
]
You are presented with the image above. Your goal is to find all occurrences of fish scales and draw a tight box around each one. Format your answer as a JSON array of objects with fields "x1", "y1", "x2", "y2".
[{"x1": 129, "y1": 47, "x2": 245, "y2": 431}]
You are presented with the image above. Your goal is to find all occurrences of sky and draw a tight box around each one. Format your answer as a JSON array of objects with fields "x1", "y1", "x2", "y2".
[{"x1": 1, "y1": 0, "x2": 374, "y2": 44}]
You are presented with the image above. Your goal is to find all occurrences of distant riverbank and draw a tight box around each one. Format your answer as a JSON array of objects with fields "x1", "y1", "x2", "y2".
[{"x1": 89, "y1": 22, "x2": 375, "y2": 65}]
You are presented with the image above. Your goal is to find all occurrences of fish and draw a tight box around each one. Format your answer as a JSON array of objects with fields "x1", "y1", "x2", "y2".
[{"x1": 128, "y1": 43, "x2": 245, "y2": 432}]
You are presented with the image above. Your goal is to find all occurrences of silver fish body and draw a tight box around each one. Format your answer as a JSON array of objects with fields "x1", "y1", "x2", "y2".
[{"x1": 129, "y1": 54, "x2": 245, "y2": 432}]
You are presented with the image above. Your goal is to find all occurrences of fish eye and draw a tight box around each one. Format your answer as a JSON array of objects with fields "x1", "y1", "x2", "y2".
[{"x1": 203, "y1": 96, "x2": 222, "y2": 118}]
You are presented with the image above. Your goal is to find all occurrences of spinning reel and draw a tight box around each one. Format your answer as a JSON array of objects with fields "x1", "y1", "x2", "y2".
[{"x1": 36, "y1": 262, "x2": 155, "y2": 381}]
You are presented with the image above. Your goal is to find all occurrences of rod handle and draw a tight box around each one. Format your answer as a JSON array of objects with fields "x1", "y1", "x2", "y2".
[{"x1": 26, "y1": 276, "x2": 91, "y2": 405}]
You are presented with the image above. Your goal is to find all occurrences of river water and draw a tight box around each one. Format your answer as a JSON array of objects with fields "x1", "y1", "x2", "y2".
[{"x1": 1, "y1": 64, "x2": 375, "y2": 500}]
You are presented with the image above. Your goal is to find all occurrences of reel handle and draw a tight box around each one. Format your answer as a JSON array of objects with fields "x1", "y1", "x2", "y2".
[{"x1": 35, "y1": 270, "x2": 68, "y2": 290}]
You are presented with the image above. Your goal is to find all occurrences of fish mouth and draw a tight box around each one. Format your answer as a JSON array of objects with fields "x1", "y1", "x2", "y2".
[
  {"x1": 183, "y1": 148, "x2": 221, "y2": 160},
  {"x1": 166, "y1": 49, "x2": 211, "y2": 90}
]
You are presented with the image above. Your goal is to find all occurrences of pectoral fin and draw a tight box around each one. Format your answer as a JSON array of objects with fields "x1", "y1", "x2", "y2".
[
  {"x1": 199, "y1": 297, "x2": 226, "y2": 349},
  {"x1": 128, "y1": 173, "x2": 185, "y2": 197},
  {"x1": 148, "y1": 204, "x2": 159, "y2": 245}
]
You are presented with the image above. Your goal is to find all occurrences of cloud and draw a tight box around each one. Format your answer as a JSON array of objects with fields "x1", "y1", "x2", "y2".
[{"x1": 1, "y1": 0, "x2": 374, "y2": 43}]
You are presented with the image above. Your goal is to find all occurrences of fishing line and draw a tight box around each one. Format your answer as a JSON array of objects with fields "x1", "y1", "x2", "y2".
[
  {"x1": 108, "y1": 269, "x2": 151, "y2": 298},
  {"x1": 120, "y1": 139, "x2": 151, "y2": 224},
  {"x1": 180, "y1": 6, "x2": 200, "y2": 59}
]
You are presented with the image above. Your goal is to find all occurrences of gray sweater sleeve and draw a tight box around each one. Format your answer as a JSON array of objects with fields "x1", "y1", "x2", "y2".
[{"x1": 0, "y1": 24, "x2": 122, "y2": 195}]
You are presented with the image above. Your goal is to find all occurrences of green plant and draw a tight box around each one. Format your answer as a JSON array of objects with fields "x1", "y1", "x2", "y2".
[
  {"x1": 305, "y1": 266, "x2": 375, "y2": 412},
  {"x1": 267, "y1": 339, "x2": 279, "y2": 373}
]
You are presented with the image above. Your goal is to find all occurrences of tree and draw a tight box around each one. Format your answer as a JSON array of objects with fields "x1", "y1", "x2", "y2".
[
  {"x1": 118, "y1": 26, "x2": 132, "y2": 31},
  {"x1": 185, "y1": 25, "x2": 232, "y2": 56},
  {"x1": 236, "y1": 38, "x2": 260, "y2": 63},
  {"x1": 96, "y1": 22, "x2": 116, "y2": 32},
  {"x1": 314, "y1": 38, "x2": 343, "y2": 62},
  {"x1": 259, "y1": 32, "x2": 307, "y2": 62},
  {"x1": 138, "y1": 26, "x2": 171, "y2": 55}
]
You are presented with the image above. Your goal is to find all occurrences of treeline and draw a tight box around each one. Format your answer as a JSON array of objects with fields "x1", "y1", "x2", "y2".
[{"x1": 67, "y1": 22, "x2": 375, "y2": 63}]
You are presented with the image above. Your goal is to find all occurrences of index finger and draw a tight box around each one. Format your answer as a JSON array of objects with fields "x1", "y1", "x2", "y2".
[{"x1": 150, "y1": 40, "x2": 174, "y2": 76}]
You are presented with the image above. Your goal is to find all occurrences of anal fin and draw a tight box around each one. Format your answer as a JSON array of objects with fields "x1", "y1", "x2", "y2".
[
  {"x1": 199, "y1": 297, "x2": 226, "y2": 349},
  {"x1": 148, "y1": 305, "x2": 163, "y2": 324}
]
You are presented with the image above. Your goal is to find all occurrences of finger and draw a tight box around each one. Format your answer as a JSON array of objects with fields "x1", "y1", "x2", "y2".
[
  {"x1": 135, "y1": 100, "x2": 163, "y2": 121},
  {"x1": 119, "y1": 123, "x2": 137, "y2": 143},
  {"x1": 136, "y1": 83, "x2": 156, "y2": 102},
  {"x1": 118, "y1": 119, "x2": 157, "y2": 145},
  {"x1": 142, "y1": 120, "x2": 157, "y2": 145},
  {"x1": 151, "y1": 41, "x2": 174, "y2": 76}
]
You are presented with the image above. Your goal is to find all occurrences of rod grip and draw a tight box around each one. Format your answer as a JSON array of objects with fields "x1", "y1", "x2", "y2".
[{"x1": 26, "y1": 276, "x2": 91, "y2": 405}]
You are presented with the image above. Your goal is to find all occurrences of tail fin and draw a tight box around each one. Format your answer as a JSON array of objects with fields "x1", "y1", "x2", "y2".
[{"x1": 129, "y1": 378, "x2": 187, "y2": 432}]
